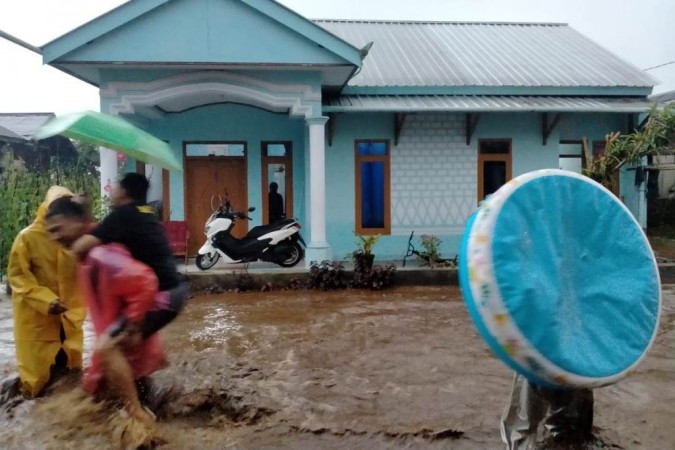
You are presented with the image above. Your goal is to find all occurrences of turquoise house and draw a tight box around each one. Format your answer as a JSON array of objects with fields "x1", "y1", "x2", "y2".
[{"x1": 40, "y1": 0, "x2": 657, "y2": 264}]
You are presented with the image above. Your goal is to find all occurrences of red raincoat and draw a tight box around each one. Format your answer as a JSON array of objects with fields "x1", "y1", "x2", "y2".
[{"x1": 79, "y1": 244, "x2": 167, "y2": 396}]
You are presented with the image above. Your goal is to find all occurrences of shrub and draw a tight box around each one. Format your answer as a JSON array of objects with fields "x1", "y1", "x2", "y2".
[
  {"x1": 416, "y1": 234, "x2": 456, "y2": 269},
  {"x1": 307, "y1": 260, "x2": 347, "y2": 290},
  {"x1": 351, "y1": 263, "x2": 397, "y2": 290}
]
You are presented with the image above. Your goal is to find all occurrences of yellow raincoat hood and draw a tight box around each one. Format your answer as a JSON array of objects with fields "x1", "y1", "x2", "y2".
[{"x1": 7, "y1": 185, "x2": 86, "y2": 397}]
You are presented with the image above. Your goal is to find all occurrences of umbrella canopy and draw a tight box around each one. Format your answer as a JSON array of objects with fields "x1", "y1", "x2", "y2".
[{"x1": 33, "y1": 110, "x2": 182, "y2": 171}]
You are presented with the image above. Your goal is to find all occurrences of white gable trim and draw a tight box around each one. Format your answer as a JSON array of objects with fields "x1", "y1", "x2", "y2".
[{"x1": 104, "y1": 71, "x2": 319, "y2": 118}]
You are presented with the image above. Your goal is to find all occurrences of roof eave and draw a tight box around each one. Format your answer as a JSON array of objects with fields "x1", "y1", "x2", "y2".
[{"x1": 322, "y1": 105, "x2": 654, "y2": 113}]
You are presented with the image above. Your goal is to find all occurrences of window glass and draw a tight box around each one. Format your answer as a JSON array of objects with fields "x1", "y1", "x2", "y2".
[
  {"x1": 266, "y1": 144, "x2": 287, "y2": 157},
  {"x1": 186, "y1": 143, "x2": 245, "y2": 157},
  {"x1": 480, "y1": 141, "x2": 510, "y2": 155},
  {"x1": 559, "y1": 157, "x2": 583, "y2": 173},
  {"x1": 560, "y1": 143, "x2": 582, "y2": 156},
  {"x1": 358, "y1": 141, "x2": 388, "y2": 156},
  {"x1": 483, "y1": 161, "x2": 506, "y2": 198},
  {"x1": 360, "y1": 161, "x2": 386, "y2": 229}
]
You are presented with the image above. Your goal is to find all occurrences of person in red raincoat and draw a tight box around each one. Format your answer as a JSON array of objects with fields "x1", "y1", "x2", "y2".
[{"x1": 45, "y1": 196, "x2": 182, "y2": 426}]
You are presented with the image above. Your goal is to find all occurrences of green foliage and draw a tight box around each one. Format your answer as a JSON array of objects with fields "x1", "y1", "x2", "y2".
[
  {"x1": 355, "y1": 234, "x2": 380, "y2": 256},
  {"x1": 583, "y1": 104, "x2": 675, "y2": 189},
  {"x1": 418, "y1": 234, "x2": 441, "y2": 268},
  {"x1": 416, "y1": 234, "x2": 455, "y2": 268},
  {"x1": 0, "y1": 143, "x2": 101, "y2": 277}
]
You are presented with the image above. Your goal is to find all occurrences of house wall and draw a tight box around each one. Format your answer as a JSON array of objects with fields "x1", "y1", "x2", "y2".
[
  {"x1": 326, "y1": 111, "x2": 630, "y2": 262},
  {"x1": 146, "y1": 103, "x2": 307, "y2": 229},
  {"x1": 105, "y1": 102, "x2": 635, "y2": 261},
  {"x1": 63, "y1": 0, "x2": 348, "y2": 65}
]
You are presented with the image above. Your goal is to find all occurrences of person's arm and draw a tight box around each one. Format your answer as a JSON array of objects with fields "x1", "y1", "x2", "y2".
[
  {"x1": 71, "y1": 208, "x2": 125, "y2": 259},
  {"x1": 7, "y1": 235, "x2": 64, "y2": 315},
  {"x1": 71, "y1": 234, "x2": 102, "y2": 259}
]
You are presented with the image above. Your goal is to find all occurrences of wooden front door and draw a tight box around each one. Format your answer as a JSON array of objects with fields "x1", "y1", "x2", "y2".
[{"x1": 184, "y1": 156, "x2": 248, "y2": 255}]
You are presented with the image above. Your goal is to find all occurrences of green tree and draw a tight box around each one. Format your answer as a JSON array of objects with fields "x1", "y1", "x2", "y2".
[
  {"x1": 583, "y1": 104, "x2": 675, "y2": 190},
  {"x1": 0, "y1": 141, "x2": 102, "y2": 278}
]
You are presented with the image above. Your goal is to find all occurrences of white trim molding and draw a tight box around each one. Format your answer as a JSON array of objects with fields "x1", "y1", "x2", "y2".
[{"x1": 103, "y1": 71, "x2": 320, "y2": 118}]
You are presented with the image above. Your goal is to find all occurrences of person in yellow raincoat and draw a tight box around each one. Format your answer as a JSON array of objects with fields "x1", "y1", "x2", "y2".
[{"x1": 7, "y1": 186, "x2": 87, "y2": 397}]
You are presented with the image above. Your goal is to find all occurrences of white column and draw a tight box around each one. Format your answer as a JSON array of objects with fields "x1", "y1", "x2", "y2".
[
  {"x1": 305, "y1": 116, "x2": 331, "y2": 265},
  {"x1": 99, "y1": 147, "x2": 117, "y2": 201}
]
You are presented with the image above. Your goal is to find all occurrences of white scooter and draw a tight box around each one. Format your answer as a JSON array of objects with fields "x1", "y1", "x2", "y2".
[{"x1": 196, "y1": 199, "x2": 305, "y2": 270}]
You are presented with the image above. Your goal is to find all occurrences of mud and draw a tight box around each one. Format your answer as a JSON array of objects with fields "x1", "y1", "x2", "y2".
[{"x1": 0, "y1": 285, "x2": 674, "y2": 449}]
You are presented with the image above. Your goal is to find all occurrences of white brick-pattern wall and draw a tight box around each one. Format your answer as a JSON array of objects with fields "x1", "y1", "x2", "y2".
[{"x1": 391, "y1": 113, "x2": 476, "y2": 235}]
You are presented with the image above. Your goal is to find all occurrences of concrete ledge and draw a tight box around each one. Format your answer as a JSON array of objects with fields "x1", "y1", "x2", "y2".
[
  {"x1": 186, "y1": 263, "x2": 675, "y2": 292},
  {"x1": 186, "y1": 267, "x2": 459, "y2": 292}
]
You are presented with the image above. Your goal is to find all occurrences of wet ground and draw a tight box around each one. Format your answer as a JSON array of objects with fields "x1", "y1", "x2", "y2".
[{"x1": 0, "y1": 285, "x2": 674, "y2": 449}]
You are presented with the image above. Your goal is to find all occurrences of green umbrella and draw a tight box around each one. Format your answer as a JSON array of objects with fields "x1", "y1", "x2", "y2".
[{"x1": 33, "y1": 110, "x2": 182, "y2": 171}]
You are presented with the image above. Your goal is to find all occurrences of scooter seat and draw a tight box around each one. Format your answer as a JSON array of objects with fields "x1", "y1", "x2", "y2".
[{"x1": 247, "y1": 219, "x2": 295, "y2": 240}]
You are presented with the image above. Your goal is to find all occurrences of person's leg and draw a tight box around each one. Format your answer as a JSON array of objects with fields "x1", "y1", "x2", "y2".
[
  {"x1": 95, "y1": 333, "x2": 155, "y2": 426},
  {"x1": 140, "y1": 282, "x2": 189, "y2": 339},
  {"x1": 51, "y1": 325, "x2": 69, "y2": 376},
  {"x1": 543, "y1": 387, "x2": 594, "y2": 442},
  {"x1": 61, "y1": 316, "x2": 84, "y2": 371},
  {"x1": 500, "y1": 373, "x2": 548, "y2": 450},
  {"x1": 15, "y1": 340, "x2": 61, "y2": 398}
]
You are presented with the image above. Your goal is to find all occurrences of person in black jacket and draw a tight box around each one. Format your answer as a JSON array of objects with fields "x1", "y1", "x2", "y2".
[{"x1": 268, "y1": 182, "x2": 284, "y2": 224}]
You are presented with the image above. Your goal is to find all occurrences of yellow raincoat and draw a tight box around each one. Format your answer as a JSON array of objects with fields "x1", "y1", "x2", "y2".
[{"x1": 7, "y1": 186, "x2": 86, "y2": 397}]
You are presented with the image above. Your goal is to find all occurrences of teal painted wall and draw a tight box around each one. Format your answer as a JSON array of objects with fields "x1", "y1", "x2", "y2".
[
  {"x1": 325, "y1": 113, "x2": 394, "y2": 260},
  {"x1": 557, "y1": 113, "x2": 625, "y2": 141},
  {"x1": 473, "y1": 112, "x2": 558, "y2": 176},
  {"x1": 144, "y1": 104, "x2": 306, "y2": 230},
  {"x1": 64, "y1": 0, "x2": 347, "y2": 65},
  {"x1": 323, "y1": 111, "x2": 633, "y2": 262},
  {"x1": 101, "y1": 102, "x2": 637, "y2": 263}
]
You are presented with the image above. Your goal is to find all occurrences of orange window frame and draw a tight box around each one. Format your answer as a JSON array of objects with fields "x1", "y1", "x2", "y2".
[
  {"x1": 354, "y1": 139, "x2": 391, "y2": 235},
  {"x1": 477, "y1": 139, "x2": 512, "y2": 202}
]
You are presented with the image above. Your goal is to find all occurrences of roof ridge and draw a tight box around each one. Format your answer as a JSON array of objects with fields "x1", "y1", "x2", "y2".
[{"x1": 313, "y1": 19, "x2": 567, "y2": 26}]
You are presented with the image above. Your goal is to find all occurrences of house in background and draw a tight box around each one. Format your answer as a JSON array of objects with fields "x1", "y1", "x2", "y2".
[
  {"x1": 0, "y1": 113, "x2": 77, "y2": 170},
  {"x1": 30, "y1": 0, "x2": 657, "y2": 264},
  {"x1": 647, "y1": 90, "x2": 675, "y2": 200}
]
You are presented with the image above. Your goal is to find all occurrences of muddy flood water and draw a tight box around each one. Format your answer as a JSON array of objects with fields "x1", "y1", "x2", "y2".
[{"x1": 0, "y1": 285, "x2": 674, "y2": 449}]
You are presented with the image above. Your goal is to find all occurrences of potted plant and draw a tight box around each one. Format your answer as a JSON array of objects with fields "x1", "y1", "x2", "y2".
[{"x1": 353, "y1": 234, "x2": 380, "y2": 272}]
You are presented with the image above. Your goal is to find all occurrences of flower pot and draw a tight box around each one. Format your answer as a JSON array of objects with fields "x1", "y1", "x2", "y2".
[{"x1": 353, "y1": 252, "x2": 375, "y2": 273}]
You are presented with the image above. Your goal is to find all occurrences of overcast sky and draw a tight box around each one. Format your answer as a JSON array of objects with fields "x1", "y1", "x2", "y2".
[{"x1": 0, "y1": 0, "x2": 673, "y2": 115}]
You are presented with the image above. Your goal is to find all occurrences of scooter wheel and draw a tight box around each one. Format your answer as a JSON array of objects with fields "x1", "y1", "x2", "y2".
[
  {"x1": 276, "y1": 241, "x2": 303, "y2": 268},
  {"x1": 196, "y1": 252, "x2": 220, "y2": 270}
]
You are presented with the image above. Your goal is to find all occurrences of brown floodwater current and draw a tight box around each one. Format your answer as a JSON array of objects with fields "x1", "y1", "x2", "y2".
[{"x1": 0, "y1": 285, "x2": 673, "y2": 449}]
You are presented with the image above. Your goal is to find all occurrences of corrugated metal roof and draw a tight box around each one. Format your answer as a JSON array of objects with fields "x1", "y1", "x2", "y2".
[
  {"x1": 650, "y1": 90, "x2": 675, "y2": 105},
  {"x1": 0, "y1": 113, "x2": 55, "y2": 139},
  {"x1": 0, "y1": 124, "x2": 27, "y2": 142},
  {"x1": 314, "y1": 20, "x2": 656, "y2": 89},
  {"x1": 323, "y1": 95, "x2": 655, "y2": 113}
]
